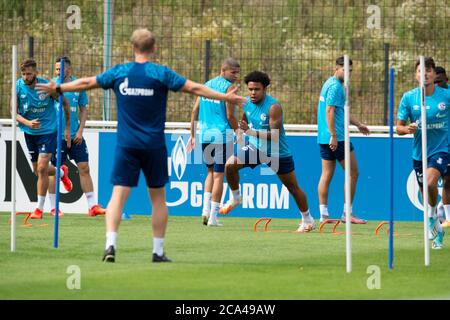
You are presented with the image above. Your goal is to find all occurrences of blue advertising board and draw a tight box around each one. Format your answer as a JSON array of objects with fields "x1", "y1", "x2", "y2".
[{"x1": 98, "y1": 132, "x2": 430, "y2": 221}]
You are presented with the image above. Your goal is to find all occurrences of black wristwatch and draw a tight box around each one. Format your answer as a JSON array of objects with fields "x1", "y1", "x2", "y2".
[{"x1": 56, "y1": 84, "x2": 62, "y2": 94}]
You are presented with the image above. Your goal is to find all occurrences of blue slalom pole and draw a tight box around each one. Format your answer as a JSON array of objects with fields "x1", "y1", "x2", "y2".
[
  {"x1": 388, "y1": 68, "x2": 395, "y2": 269},
  {"x1": 54, "y1": 58, "x2": 64, "y2": 248}
]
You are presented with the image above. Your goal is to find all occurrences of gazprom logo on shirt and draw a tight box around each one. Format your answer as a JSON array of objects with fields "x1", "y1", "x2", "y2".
[
  {"x1": 119, "y1": 78, "x2": 154, "y2": 96},
  {"x1": 201, "y1": 97, "x2": 220, "y2": 104}
]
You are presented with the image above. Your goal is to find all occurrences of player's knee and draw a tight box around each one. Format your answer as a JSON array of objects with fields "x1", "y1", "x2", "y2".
[
  {"x1": 36, "y1": 164, "x2": 49, "y2": 177},
  {"x1": 225, "y1": 158, "x2": 238, "y2": 172},
  {"x1": 78, "y1": 163, "x2": 90, "y2": 176}
]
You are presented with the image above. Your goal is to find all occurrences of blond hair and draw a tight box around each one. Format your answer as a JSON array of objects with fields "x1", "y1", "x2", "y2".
[{"x1": 131, "y1": 28, "x2": 155, "y2": 53}]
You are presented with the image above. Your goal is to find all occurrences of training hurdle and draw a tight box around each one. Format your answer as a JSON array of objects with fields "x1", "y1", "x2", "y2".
[{"x1": 8, "y1": 211, "x2": 49, "y2": 228}]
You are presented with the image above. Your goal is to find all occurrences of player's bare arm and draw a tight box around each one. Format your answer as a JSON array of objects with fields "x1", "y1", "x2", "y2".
[
  {"x1": 396, "y1": 119, "x2": 418, "y2": 135},
  {"x1": 350, "y1": 114, "x2": 370, "y2": 135},
  {"x1": 187, "y1": 97, "x2": 200, "y2": 153},
  {"x1": 326, "y1": 105, "x2": 338, "y2": 151}
]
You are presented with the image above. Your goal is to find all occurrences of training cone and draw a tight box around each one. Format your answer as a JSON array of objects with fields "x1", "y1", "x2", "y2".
[{"x1": 122, "y1": 212, "x2": 131, "y2": 220}]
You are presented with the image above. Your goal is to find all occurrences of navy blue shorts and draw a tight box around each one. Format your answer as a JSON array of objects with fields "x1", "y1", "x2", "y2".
[
  {"x1": 111, "y1": 145, "x2": 168, "y2": 188},
  {"x1": 413, "y1": 152, "x2": 450, "y2": 187},
  {"x1": 51, "y1": 138, "x2": 89, "y2": 165},
  {"x1": 319, "y1": 141, "x2": 355, "y2": 161},
  {"x1": 236, "y1": 144, "x2": 295, "y2": 175},
  {"x1": 24, "y1": 132, "x2": 57, "y2": 162},
  {"x1": 202, "y1": 142, "x2": 234, "y2": 173}
]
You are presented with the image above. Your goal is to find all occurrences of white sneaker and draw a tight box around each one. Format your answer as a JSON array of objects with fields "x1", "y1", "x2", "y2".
[
  {"x1": 297, "y1": 220, "x2": 316, "y2": 233},
  {"x1": 219, "y1": 196, "x2": 242, "y2": 215},
  {"x1": 207, "y1": 219, "x2": 223, "y2": 227}
]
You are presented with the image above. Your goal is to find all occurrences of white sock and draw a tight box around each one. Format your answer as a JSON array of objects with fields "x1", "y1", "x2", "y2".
[
  {"x1": 301, "y1": 209, "x2": 313, "y2": 222},
  {"x1": 232, "y1": 189, "x2": 240, "y2": 201},
  {"x1": 105, "y1": 231, "x2": 117, "y2": 249},
  {"x1": 209, "y1": 201, "x2": 220, "y2": 223},
  {"x1": 343, "y1": 203, "x2": 352, "y2": 215},
  {"x1": 85, "y1": 192, "x2": 96, "y2": 208},
  {"x1": 202, "y1": 192, "x2": 212, "y2": 217},
  {"x1": 48, "y1": 193, "x2": 56, "y2": 210},
  {"x1": 444, "y1": 205, "x2": 450, "y2": 221},
  {"x1": 153, "y1": 237, "x2": 164, "y2": 256},
  {"x1": 428, "y1": 205, "x2": 437, "y2": 219},
  {"x1": 37, "y1": 195, "x2": 46, "y2": 211},
  {"x1": 319, "y1": 204, "x2": 329, "y2": 217}
]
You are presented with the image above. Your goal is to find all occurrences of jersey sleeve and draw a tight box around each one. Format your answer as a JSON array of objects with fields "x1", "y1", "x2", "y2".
[
  {"x1": 162, "y1": 66, "x2": 187, "y2": 92},
  {"x1": 79, "y1": 91, "x2": 89, "y2": 108},
  {"x1": 325, "y1": 83, "x2": 341, "y2": 107},
  {"x1": 397, "y1": 93, "x2": 411, "y2": 121},
  {"x1": 96, "y1": 65, "x2": 119, "y2": 89}
]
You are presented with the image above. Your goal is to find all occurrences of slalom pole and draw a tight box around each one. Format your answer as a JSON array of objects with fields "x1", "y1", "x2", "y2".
[
  {"x1": 419, "y1": 56, "x2": 430, "y2": 266},
  {"x1": 344, "y1": 55, "x2": 352, "y2": 273},
  {"x1": 53, "y1": 58, "x2": 65, "y2": 249},
  {"x1": 11, "y1": 45, "x2": 17, "y2": 252},
  {"x1": 388, "y1": 67, "x2": 395, "y2": 269}
]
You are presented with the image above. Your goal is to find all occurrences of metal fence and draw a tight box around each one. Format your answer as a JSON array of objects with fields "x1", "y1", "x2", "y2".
[{"x1": 1, "y1": 0, "x2": 449, "y2": 124}]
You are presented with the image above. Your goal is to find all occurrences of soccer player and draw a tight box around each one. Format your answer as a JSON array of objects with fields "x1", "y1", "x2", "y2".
[
  {"x1": 36, "y1": 28, "x2": 246, "y2": 263},
  {"x1": 316, "y1": 56, "x2": 370, "y2": 224},
  {"x1": 187, "y1": 58, "x2": 240, "y2": 227},
  {"x1": 434, "y1": 66, "x2": 450, "y2": 227},
  {"x1": 48, "y1": 56, "x2": 106, "y2": 217},
  {"x1": 396, "y1": 57, "x2": 450, "y2": 249},
  {"x1": 219, "y1": 71, "x2": 316, "y2": 232},
  {"x1": 15, "y1": 59, "x2": 73, "y2": 219}
]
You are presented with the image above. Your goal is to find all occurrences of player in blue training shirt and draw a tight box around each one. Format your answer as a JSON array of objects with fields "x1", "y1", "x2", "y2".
[
  {"x1": 48, "y1": 56, "x2": 106, "y2": 218},
  {"x1": 15, "y1": 59, "x2": 73, "y2": 219},
  {"x1": 220, "y1": 71, "x2": 316, "y2": 233},
  {"x1": 396, "y1": 57, "x2": 450, "y2": 249},
  {"x1": 187, "y1": 58, "x2": 240, "y2": 227},
  {"x1": 36, "y1": 28, "x2": 246, "y2": 263},
  {"x1": 316, "y1": 56, "x2": 370, "y2": 224},
  {"x1": 434, "y1": 67, "x2": 450, "y2": 227}
]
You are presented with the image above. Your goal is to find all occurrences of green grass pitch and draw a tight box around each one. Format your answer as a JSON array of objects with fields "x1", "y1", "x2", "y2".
[{"x1": 1, "y1": 212, "x2": 449, "y2": 299}]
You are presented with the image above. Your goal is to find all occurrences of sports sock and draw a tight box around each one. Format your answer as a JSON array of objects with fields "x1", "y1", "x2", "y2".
[
  {"x1": 209, "y1": 201, "x2": 220, "y2": 223},
  {"x1": 85, "y1": 192, "x2": 96, "y2": 209},
  {"x1": 37, "y1": 195, "x2": 46, "y2": 211},
  {"x1": 231, "y1": 189, "x2": 240, "y2": 201},
  {"x1": 106, "y1": 232, "x2": 117, "y2": 249},
  {"x1": 319, "y1": 204, "x2": 329, "y2": 217},
  {"x1": 301, "y1": 209, "x2": 313, "y2": 223},
  {"x1": 48, "y1": 193, "x2": 56, "y2": 210},
  {"x1": 202, "y1": 192, "x2": 212, "y2": 217},
  {"x1": 153, "y1": 237, "x2": 164, "y2": 256}
]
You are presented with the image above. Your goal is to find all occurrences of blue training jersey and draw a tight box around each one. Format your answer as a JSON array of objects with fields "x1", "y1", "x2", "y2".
[
  {"x1": 199, "y1": 76, "x2": 234, "y2": 144},
  {"x1": 243, "y1": 95, "x2": 292, "y2": 158},
  {"x1": 397, "y1": 86, "x2": 450, "y2": 160},
  {"x1": 96, "y1": 61, "x2": 186, "y2": 149},
  {"x1": 317, "y1": 76, "x2": 345, "y2": 144},
  {"x1": 53, "y1": 75, "x2": 89, "y2": 139},
  {"x1": 17, "y1": 77, "x2": 57, "y2": 135}
]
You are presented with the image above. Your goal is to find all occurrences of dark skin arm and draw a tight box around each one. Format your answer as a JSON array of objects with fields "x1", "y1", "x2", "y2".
[{"x1": 239, "y1": 104, "x2": 282, "y2": 141}]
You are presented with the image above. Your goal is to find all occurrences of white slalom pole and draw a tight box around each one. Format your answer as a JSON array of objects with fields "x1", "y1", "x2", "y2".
[
  {"x1": 344, "y1": 55, "x2": 352, "y2": 273},
  {"x1": 11, "y1": 45, "x2": 17, "y2": 252},
  {"x1": 419, "y1": 56, "x2": 430, "y2": 267}
]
